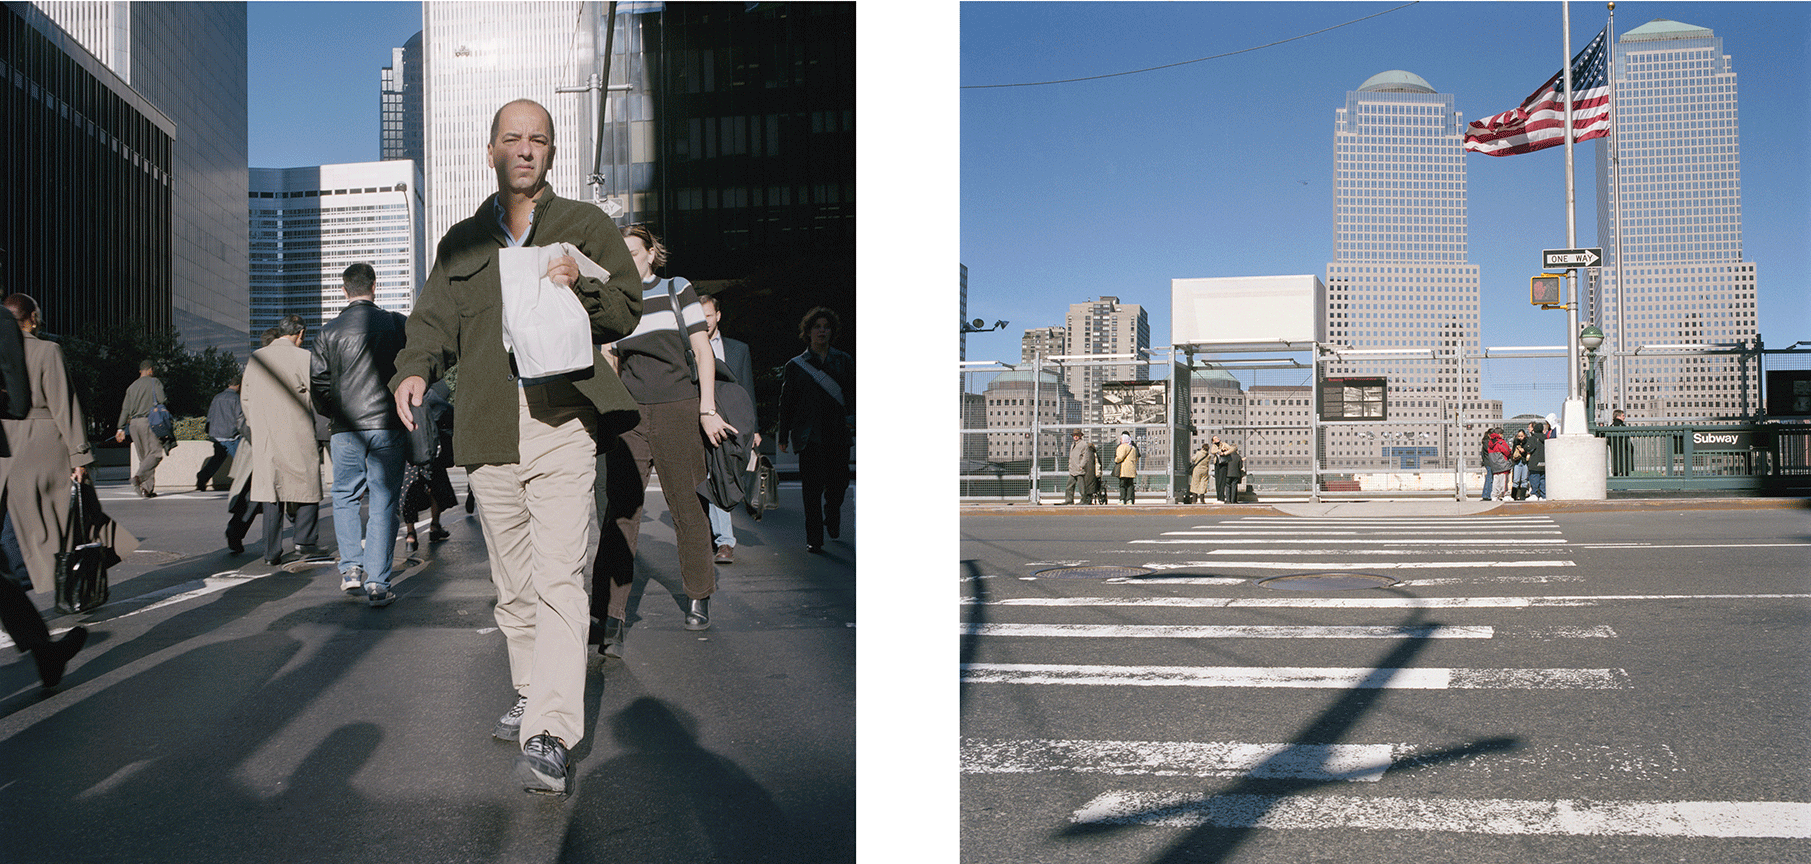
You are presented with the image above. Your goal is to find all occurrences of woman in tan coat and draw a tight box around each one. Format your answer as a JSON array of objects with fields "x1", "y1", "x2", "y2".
[
  {"x1": 0, "y1": 295, "x2": 112, "y2": 685},
  {"x1": 1113, "y1": 432, "x2": 1139, "y2": 504},
  {"x1": 1188, "y1": 439, "x2": 1217, "y2": 503}
]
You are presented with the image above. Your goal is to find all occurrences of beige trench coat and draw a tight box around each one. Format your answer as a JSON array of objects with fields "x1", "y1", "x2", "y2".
[
  {"x1": 241, "y1": 340, "x2": 322, "y2": 504},
  {"x1": 0, "y1": 333, "x2": 109, "y2": 592},
  {"x1": 1188, "y1": 445, "x2": 1216, "y2": 497}
]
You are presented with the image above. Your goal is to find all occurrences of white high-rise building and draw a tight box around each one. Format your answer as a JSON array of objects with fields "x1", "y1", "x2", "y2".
[
  {"x1": 1325, "y1": 71, "x2": 1500, "y2": 468},
  {"x1": 1591, "y1": 18, "x2": 1759, "y2": 420},
  {"x1": 249, "y1": 161, "x2": 426, "y2": 340},
  {"x1": 422, "y1": 3, "x2": 600, "y2": 257}
]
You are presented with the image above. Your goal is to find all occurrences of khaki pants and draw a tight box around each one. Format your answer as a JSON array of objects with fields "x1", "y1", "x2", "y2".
[
  {"x1": 128, "y1": 416, "x2": 165, "y2": 494},
  {"x1": 467, "y1": 383, "x2": 598, "y2": 747}
]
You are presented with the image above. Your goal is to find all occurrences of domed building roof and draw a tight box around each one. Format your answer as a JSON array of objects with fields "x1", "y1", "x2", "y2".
[
  {"x1": 1358, "y1": 70, "x2": 1436, "y2": 94},
  {"x1": 985, "y1": 368, "x2": 1063, "y2": 388}
]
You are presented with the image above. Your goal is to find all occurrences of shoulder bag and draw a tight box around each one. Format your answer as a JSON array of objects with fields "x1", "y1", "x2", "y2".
[{"x1": 54, "y1": 480, "x2": 111, "y2": 614}]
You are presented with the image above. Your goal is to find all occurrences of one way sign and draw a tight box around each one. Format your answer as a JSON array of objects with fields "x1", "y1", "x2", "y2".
[{"x1": 1543, "y1": 247, "x2": 1602, "y2": 268}]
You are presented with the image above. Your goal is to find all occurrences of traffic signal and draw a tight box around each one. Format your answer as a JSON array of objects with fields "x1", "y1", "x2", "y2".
[{"x1": 1530, "y1": 274, "x2": 1562, "y2": 306}]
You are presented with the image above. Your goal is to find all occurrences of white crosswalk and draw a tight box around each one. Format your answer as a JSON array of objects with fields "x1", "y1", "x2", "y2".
[{"x1": 963, "y1": 514, "x2": 1810, "y2": 845}]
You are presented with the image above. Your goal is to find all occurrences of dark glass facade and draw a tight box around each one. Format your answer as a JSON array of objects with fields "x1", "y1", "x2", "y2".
[
  {"x1": 1, "y1": 2, "x2": 173, "y2": 335},
  {"x1": 630, "y1": 2, "x2": 855, "y2": 365}
]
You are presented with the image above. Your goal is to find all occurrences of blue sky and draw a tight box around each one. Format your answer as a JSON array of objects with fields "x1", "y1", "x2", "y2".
[
  {"x1": 959, "y1": 1, "x2": 1811, "y2": 420},
  {"x1": 247, "y1": 2, "x2": 422, "y2": 168}
]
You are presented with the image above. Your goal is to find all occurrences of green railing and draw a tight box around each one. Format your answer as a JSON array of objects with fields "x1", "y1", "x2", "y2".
[{"x1": 1598, "y1": 423, "x2": 1811, "y2": 493}]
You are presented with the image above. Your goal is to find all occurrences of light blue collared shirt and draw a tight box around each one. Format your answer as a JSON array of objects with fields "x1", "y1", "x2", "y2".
[{"x1": 495, "y1": 197, "x2": 535, "y2": 247}]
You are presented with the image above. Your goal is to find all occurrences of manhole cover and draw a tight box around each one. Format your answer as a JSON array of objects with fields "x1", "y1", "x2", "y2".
[
  {"x1": 1031, "y1": 565, "x2": 1154, "y2": 580},
  {"x1": 1257, "y1": 573, "x2": 1401, "y2": 591}
]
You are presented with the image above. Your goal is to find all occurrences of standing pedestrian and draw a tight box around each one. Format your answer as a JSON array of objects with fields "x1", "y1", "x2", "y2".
[
  {"x1": 778, "y1": 306, "x2": 854, "y2": 552},
  {"x1": 596, "y1": 224, "x2": 731, "y2": 642},
  {"x1": 1484, "y1": 428, "x2": 1513, "y2": 501},
  {"x1": 195, "y1": 378, "x2": 242, "y2": 491},
  {"x1": 0, "y1": 294, "x2": 92, "y2": 687},
  {"x1": 1215, "y1": 439, "x2": 1244, "y2": 503},
  {"x1": 1525, "y1": 421, "x2": 1548, "y2": 499},
  {"x1": 114, "y1": 360, "x2": 167, "y2": 497},
  {"x1": 1188, "y1": 439, "x2": 1215, "y2": 504},
  {"x1": 1065, "y1": 430, "x2": 1090, "y2": 505},
  {"x1": 1113, "y1": 432, "x2": 1138, "y2": 504},
  {"x1": 696, "y1": 292, "x2": 757, "y2": 562},
  {"x1": 242, "y1": 315, "x2": 324, "y2": 565},
  {"x1": 1510, "y1": 428, "x2": 1531, "y2": 501},
  {"x1": 311, "y1": 262, "x2": 410, "y2": 607},
  {"x1": 1610, "y1": 408, "x2": 1631, "y2": 476},
  {"x1": 392, "y1": 98, "x2": 643, "y2": 796}
]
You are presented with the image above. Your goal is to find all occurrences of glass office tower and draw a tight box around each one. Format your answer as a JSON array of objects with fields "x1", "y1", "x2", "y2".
[
  {"x1": 1592, "y1": 19, "x2": 1758, "y2": 420},
  {"x1": 1324, "y1": 71, "x2": 1499, "y2": 467}
]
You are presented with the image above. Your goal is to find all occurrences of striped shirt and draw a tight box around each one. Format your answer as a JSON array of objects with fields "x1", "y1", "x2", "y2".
[{"x1": 615, "y1": 276, "x2": 707, "y2": 404}]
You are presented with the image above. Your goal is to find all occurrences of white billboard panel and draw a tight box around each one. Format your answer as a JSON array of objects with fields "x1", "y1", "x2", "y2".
[{"x1": 1171, "y1": 275, "x2": 1325, "y2": 346}]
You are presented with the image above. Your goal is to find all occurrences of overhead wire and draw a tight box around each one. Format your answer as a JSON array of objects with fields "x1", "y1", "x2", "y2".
[{"x1": 962, "y1": 1, "x2": 1419, "y2": 90}]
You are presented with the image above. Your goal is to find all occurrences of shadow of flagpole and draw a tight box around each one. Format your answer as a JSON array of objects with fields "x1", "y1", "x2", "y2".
[{"x1": 1055, "y1": 596, "x2": 1522, "y2": 862}]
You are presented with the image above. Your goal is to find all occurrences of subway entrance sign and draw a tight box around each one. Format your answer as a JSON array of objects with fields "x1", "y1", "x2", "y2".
[{"x1": 1319, "y1": 376, "x2": 1388, "y2": 422}]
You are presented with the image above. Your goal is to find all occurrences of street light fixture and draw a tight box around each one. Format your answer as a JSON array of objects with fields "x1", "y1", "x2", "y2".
[{"x1": 963, "y1": 318, "x2": 1010, "y2": 333}]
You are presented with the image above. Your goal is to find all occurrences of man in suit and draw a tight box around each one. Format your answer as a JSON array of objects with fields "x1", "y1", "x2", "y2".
[
  {"x1": 698, "y1": 293, "x2": 758, "y2": 563},
  {"x1": 777, "y1": 307, "x2": 853, "y2": 554}
]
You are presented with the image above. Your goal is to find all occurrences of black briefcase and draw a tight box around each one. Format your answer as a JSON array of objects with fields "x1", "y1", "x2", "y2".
[{"x1": 745, "y1": 454, "x2": 778, "y2": 521}]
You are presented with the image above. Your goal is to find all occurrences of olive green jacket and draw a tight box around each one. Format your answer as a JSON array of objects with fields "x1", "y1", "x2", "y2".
[{"x1": 392, "y1": 187, "x2": 642, "y2": 466}]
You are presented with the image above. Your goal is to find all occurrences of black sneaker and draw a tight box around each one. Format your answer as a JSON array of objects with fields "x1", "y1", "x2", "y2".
[
  {"x1": 493, "y1": 694, "x2": 527, "y2": 741},
  {"x1": 516, "y1": 731, "x2": 570, "y2": 795}
]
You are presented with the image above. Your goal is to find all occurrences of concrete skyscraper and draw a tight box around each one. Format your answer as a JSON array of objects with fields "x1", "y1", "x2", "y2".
[
  {"x1": 1063, "y1": 297, "x2": 1148, "y2": 424},
  {"x1": 1591, "y1": 19, "x2": 1758, "y2": 419},
  {"x1": 1324, "y1": 71, "x2": 1500, "y2": 467}
]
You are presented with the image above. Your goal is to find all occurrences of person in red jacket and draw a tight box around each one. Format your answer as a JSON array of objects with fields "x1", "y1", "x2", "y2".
[{"x1": 1484, "y1": 429, "x2": 1513, "y2": 501}]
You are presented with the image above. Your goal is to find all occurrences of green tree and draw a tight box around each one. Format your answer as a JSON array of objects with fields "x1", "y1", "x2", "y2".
[{"x1": 59, "y1": 321, "x2": 240, "y2": 441}]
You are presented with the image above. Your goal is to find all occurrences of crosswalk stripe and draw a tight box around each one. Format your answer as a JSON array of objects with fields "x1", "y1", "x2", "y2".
[
  {"x1": 959, "y1": 663, "x2": 1630, "y2": 689},
  {"x1": 1157, "y1": 530, "x2": 1565, "y2": 536},
  {"x1": 968, "y1": 594, "x2": 1810, "y2": 609},
  {"x1": 1133, "y1": 538, "x2": 1569, "y2": 545},
  {"x1": 963, "y1": 738, "x2": 1669, "y2": 782},
  {"x1": 1130, "y1": 561, "x2": 1576, "y2": 572},
  {"x1": 1069, "y1": 792, "x2": 1811, "y2": 838},
  {"x1": 963, "y1": 739, "x2": 1395, "y2": 781},
  {"x1": 961, "y1": 623, "x2": 1615, "y2": 639}
]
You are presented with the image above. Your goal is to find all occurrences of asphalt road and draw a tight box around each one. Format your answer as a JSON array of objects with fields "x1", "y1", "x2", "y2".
[
  {"x1": 960, "y1": 500, "x2": 1811, "y2": 863},
  {"x1": 0, "y1": 472, "x2": 854, "y2": 864}
]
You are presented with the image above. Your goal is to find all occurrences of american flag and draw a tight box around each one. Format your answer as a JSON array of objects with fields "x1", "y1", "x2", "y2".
[{"x1": 1464, "y1": 27, "x2": 1611, "y2": 157}]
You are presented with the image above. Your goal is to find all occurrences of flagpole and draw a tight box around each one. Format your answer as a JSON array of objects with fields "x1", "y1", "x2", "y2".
[
  {"x1": 1561, "y1": 0, "x2": 1582, "y2": 425},
  {"x1": 1607, "y1": 2, "x2": 1625, "y2": 418}
]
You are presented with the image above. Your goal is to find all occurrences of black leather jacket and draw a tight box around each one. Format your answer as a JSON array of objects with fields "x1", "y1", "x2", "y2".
[{"x1": 311, "y1": 299, "x2": 409, "y2": 434}]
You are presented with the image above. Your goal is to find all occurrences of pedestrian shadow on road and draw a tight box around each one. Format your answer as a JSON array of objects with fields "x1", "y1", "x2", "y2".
[
  {"x1": 1052, "y1": 601, "x2": 1522, "y2": 863},
  {"x1": 0, "y1": 569, "x2": 311, "y2": 720},
  {"x1": 558, "y1": 696, "x2": 803, "y2": 863}
]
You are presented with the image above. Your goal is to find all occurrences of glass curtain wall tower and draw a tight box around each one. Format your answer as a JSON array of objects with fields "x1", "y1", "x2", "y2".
[
  {"x1": 1325, "y1": 71, "x2": 1499, "y2": 467},
  {"x1": 1592, "y1": 19, "x2": 1757, "y2": 420}
]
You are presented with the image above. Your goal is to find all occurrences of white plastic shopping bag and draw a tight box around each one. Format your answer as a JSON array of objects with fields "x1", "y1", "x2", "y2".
[{"x1": 498, "y1": 242, "x2": 611, "y2": 378}]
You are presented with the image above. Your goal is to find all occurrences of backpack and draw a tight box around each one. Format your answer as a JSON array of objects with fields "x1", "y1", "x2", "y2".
[{"x1": 147, "y1": 403, "x2": 175, "y2": 441}]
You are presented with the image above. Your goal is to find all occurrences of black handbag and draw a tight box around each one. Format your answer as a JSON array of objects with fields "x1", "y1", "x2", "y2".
[
  {"x1": 54, "y1": 480, "x2": 110, "y2": 614},
  {"x1": 745, "y1": 454, "x2": 778, "y2": 520}
]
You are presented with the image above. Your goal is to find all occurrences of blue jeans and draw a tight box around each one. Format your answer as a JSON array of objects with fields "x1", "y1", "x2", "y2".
[
  {"x1": 1482, "y1": 470, "x2": 1494, "y2": 500},
  {"x1": 703, "y1": 496, "x2": 736, "y2": 548},
  {"x1": 1528, "y1": 472, "x2": 1546, "y2": 499},
  {"x1": 330, "y1": 429, "x2": 407, "y2": 588},
  {"x1": 1512, "y1": 463, "x2": 1529, "y2": 489}
]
